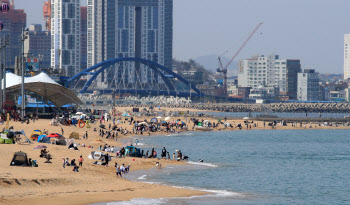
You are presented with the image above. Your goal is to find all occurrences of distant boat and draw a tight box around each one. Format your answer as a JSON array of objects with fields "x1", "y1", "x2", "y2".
[
  {"x1": 194, "y1": 126, "x2": 213, "y2": 131},
  {"x1": 344, "y1": 115, "x2": 350, "y2": 119}
]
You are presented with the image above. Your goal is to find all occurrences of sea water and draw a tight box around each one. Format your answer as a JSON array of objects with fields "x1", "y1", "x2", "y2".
[{"x1": 107, "y1": 129, "x2": 350, "y2": 205}]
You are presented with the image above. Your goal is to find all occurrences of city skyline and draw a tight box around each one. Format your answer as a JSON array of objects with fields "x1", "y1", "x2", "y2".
[{"x1": 14, "y1": 0, "x2": 350, "y2": 74}]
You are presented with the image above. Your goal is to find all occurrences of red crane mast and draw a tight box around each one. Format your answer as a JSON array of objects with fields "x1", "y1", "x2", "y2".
[{"x1": 217, "y1": 22, "x2": 263, "y2": 96}]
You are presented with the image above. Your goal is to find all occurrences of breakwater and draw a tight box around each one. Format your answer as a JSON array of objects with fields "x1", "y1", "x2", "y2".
[{"x1": 116, "y1": 102, "x2": 350, "y2": 113}]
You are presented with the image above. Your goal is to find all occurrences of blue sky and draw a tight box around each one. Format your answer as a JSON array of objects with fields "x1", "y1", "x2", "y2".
[{"x1": 15, "y1": 0, "x2": 350, "y2": 74}]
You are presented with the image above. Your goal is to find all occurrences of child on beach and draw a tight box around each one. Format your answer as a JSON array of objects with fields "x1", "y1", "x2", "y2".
[{"x1": 78, "y1": 156, "x2": 84, "y2": 167}]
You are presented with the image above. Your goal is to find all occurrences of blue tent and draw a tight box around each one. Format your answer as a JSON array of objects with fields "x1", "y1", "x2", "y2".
[
  {"x1": 37, "y1": 135, "x2": 50, "y2": 143},
  {"x1": 150, "y1": 118, "x2": 158, "y2": 123}
]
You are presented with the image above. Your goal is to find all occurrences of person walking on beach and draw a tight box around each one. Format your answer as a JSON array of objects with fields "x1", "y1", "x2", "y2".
[
  {"x1": 78, "y1": 155, "x2": 84, "y2": 167},
  {"x1": 116, "y1": 163, "x2": 122, "y2": 178},
  {"x1": 161, "y1": 147, "x2": 167, "y2": 159},
  {"x1": 86, "y1": 131, "x2": 88, "y2": 140},
  {"x1": 61, "y1": 127, "x2": 64, "y2": 135},
  {"x1": 62, "y1": 158, "x2": 65, "y2": 168},
  {"x1": 105, "y1": 153, "x2": 109, "y2": 167}
]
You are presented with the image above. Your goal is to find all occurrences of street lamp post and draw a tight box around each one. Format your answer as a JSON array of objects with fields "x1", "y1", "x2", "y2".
[
  {"x1": 21, "y1": 28, "x2": 28, "y2": 118},
  {"x1": 2, "y1": 35, "x2": 9, "y2": 104}
]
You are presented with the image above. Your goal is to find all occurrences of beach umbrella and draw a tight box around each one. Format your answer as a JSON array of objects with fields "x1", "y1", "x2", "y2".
[
  {"x1": 47, "y1": 133, "x2": 60, "y2": 138},
  {"x1": 156, "y1": 116, "x2": 162, "y2": 119},
  {"x1": 177, "y1": 121, "x2": 186, "y2": 125},
  {"x1": 91, "y1": 139, "x2": 107, "y2": 144},
  {"x1": 33, "y1": 145, "x2": 47, "y2": 150},
  {"x1": 243, "y1": 117, "x2": 249, "y2": 120},
  {"x1": 164, "y1": 117, "x2": 171, "y2": 121}
]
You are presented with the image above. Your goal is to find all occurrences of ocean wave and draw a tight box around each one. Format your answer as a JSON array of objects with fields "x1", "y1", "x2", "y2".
[
  {"x1": 187, "y1": 161, "x2": 218, "y2": 168},
  {"x1": 107, "y1": 198, "x2": 166, "y2": 205},
  {"x1": 107, "y1": 187, "x2": 244, "y2": 205},
  {"x1": 171, "y1": 185, "x2": 244, "y2": 198}
]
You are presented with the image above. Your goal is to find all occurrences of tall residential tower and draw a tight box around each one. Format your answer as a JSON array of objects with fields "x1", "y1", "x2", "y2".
[
  {"x1": 51, "y1": 0, "x2": 81, "y2": 77},
  {"x1": 344, "y1": 34, "x2": 350, "y2": 80},
  {"x1": 87, "y1": 0, "x2": 173, "y2": 89}
]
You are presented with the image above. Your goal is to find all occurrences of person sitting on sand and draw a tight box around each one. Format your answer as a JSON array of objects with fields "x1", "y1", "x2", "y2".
[{"x1": 71, "y1": 159, "x2": 76, "y2": 167}]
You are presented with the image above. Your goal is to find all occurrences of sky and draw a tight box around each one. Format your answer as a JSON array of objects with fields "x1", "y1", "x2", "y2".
[{"x1": 15, "y1": 0, "x2": 350, "y2": 74}]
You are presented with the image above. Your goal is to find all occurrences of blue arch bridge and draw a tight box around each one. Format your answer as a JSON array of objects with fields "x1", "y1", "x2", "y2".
[{"x1": 68, "y1": 57, "x2": 205, "y2": 98}]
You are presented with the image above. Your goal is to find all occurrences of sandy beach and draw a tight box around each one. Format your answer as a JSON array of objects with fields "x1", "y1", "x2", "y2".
[{"x1": 1, "y1": 107, "x2": 350, "y2": 205}]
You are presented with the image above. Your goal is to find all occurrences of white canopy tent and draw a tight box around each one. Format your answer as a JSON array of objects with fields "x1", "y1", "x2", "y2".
[{"x1": 3, "y1": 72, "x2": 82, "y2": 107}]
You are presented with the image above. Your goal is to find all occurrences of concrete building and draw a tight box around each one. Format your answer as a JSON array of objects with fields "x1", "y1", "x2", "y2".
[
  {"x1": 344, "y1": 34, "x2": 350, "y2": 80},
  {"x1": 87, "y1": 0, "x2": 173, "y2": 89},
  {"x1": 24, "y1": 24, "x2": 51, "y2": 70},
  {"x1": 51, "y1": 0, "x2": 81, "y2": 77},
  {"x1": 249, "y1": 86, "x2": 279, "y2": 100},
  {"x1": 297, "y1": 69, "x2": 320, "y2": 101},
  {"x1": 0, "y1": 0, "x2": 26, "y2": 68},
  {"x1": 238, "y1": 55, "x2": 301, "y2": 100},
  {"x1": 174, "y1": 70, "x2": 203, "y2": 85}
]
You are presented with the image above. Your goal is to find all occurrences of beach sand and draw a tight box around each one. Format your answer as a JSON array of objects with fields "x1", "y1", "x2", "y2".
[{"x1": 1, "y1": 108, "x2": 349, "y2": 205}]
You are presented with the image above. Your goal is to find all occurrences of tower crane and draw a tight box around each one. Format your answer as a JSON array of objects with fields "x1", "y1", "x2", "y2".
[{"x1": 217, "y1": 22, "x2": 263, "y2": 96}]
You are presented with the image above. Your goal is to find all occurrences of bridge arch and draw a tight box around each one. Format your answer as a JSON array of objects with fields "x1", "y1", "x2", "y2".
[{"x1": 69, "y1": 57, "x2": 203, "y2": 96}]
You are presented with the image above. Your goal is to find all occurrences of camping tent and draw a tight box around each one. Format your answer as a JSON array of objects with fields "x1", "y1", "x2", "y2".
[
  {"x1": 10, "y1": 152, "x2": 30, "y2": 166},
  {"x1": 37, "y1": 135, "x2": 50, "y2": 143},
  {"x1": 121, "y1": 112, "x2": 131, "y2": 117},
  {"x1": 87, "y1": 151, "x2": 112, "y2": 161},
  {"x1": 150, "y1": 118, "x2": 158, "y2": 123},
  {"x1": 125, "y1": 146, "x2": 142, "y2": 157},
  {"x1": 55, "y1": 139, "x2": 67, "y2": 146},
  {"x1": 30, "y1": 130, "x2": 42, "y2": 141}
]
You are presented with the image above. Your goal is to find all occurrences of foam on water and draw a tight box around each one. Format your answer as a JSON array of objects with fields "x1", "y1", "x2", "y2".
[
  {"x1": 187, "y1": 161, "x2": 218, "y2": 168},
  {"x1": 138, "y1": 175, "x2": 147, "y2": 180}
]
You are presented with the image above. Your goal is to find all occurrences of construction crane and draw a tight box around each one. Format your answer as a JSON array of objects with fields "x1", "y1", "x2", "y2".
[{"x1": 217, "y1": 22, "x2": 263, "y2": 96}]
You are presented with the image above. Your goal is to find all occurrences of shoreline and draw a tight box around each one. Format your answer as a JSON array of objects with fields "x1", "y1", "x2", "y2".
[{"x1": 1, "y1": 108, "x2": 350, "y2": 205}]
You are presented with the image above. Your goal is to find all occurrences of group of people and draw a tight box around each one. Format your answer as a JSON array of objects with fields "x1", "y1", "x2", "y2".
[
  {"x1": 62, "y1": 156, "x2": 84, "y2": 172},
  {"x1": 115, "y1": 163, "x2": 130, "y2": 178}
]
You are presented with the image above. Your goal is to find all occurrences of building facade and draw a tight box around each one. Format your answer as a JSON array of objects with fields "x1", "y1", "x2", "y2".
[
  {"x1": 51, "y1": 0, "x2": 81, "y2": 77},
  {"x1": 297, "y1": 69, "x2": 320, "y2": 101},
  {"x1": 238, "y1": 55, "x2": 301, "y2": 100},
  {"x1": 0, "y1": 0, "x2": 26, "y2": 68},
  {"x1": 344, "y1": 34, "x2": 350, "y2": 80},
  {"x1": 87, "y1": 0, "x2": 173, "y2": 90},
  {"x1": 24, "y1": 24, "x2": 51, "y2": 70}
]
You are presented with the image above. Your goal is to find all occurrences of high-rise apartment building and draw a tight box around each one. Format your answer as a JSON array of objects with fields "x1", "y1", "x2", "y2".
[
  {"x1": 80, "y1": 6, "x2": 87, "y2": 71},
  {"x1": 24, "y1": 24, "x2": 51, "y2": 69},
  {"x1": 0, "y1": 0, "x2": 26, "y2": 68},
  {"x1": 297, "y1": 69, "x2": 320, "y2": 101},
  {"x1": 87, "y1": 0, "x2": 173, "y2": 89},
  {"x1": 238, "y1": 55, "x2": 301, "y2": 100},
  {"x1": 51, "y1": 0, "x2": 81, "y2": 77},
  {"x1": 344, "y1": 34, "x2": 350, "y2": 80}
]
